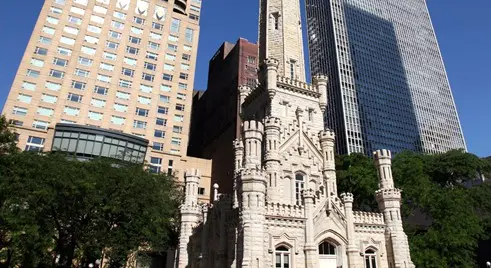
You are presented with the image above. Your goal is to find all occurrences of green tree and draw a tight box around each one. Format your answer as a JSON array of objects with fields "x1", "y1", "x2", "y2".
[
  {"x1": 0, "y1": 115, "x2": 19, "y2": 155},
  {"x1": 425, "y1": 149, "x2": 485, "y2": 186},
  {"x1": 0, "y1": 152, "x2": 181, "y2": 267},
  {"x1": 336, "y1": 153, "x2": 378, "y2": 211},
  {"x1": 336, "y1": 150, "x2": 490, "y2": 267}
]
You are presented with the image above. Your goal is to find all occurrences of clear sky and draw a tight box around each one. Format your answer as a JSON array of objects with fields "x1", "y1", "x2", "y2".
[{"x1": 0, "y1": 0, "x2": 490, "y2": 156}]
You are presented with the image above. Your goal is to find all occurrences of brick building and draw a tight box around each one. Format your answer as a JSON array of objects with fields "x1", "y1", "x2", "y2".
[{"x1": 188, "y1": 38, "x2": 258, "y2": 194}]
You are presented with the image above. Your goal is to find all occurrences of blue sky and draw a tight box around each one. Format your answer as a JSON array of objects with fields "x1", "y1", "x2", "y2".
[{"x1": 0, "y1": 0, "x2": 490, "y2": 156}]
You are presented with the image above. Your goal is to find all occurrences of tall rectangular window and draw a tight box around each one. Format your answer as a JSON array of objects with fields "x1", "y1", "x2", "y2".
[
  {"x1": 170, "y1": 18, "x2": 180, "y2": 33},
  {"x1": 185, "y1": 28, "x2": 194, "y2": 42}
]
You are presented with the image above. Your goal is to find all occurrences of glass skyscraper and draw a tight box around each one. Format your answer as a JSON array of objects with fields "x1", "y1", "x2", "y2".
[{"x1": 305, "y1": 0, "x2": 466, "y2": 155}]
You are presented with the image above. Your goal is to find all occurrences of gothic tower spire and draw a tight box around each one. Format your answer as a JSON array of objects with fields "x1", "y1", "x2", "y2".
[{"x1": 258, "y1": 0, "x2": 306, "y2": 81}]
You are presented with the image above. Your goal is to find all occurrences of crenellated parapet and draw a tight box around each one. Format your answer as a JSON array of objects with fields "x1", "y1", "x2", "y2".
[
  {"x1": 263, "y1": 58, "x2": 280, "y2": 68},
  {"x1": 276, "y1": 75, "x2": 321, "y2": 98},
  {"x1": 319, "y1": 129, "x2": 336, "y2": 143},
  {"x1": 373, "y1": 148, "x2": 392, "y2": 160},
  {"x1": 264, "y1": 116, "x2": 281, "y2": 130},
  {"x1": 265, "y1": 202, "x2": 305, "y2": 218},
  {"x1": 376, "y1": 188, "x2": 402, "y2": 200},
  {"x1": 240, "y1": 166, "x2": 266, "y2": 178},
  {"x1": 185, "y1": 168, "x2": 201, "y2": 179},
  {"x1": 353, "y1": 211, "x2": 385, "y2": 225},
  {"x1": 341, "y1": 192, "x2": 354, "y2": 204},
  {"x1": 242, "y1": 120, "x2": 264, "y2": 137},
  {"x1": 302, "y1": 188, "x2": 316, "y2": 200}
]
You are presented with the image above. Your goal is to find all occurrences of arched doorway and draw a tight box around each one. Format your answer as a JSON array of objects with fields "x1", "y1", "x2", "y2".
[{"x1": 318, "y1": 241, "x2": 337, "y2": 268}]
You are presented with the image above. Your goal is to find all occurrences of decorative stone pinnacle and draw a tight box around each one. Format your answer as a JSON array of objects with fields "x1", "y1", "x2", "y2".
[
  {"x1": 312, "y1": 74, "x2": 328, "y2": 84},
  {"x1": 302, "y1": 188, "x2": 316, "y2": 199},
  {"x1": 319, "y1": 129, "x2": 336, "y2": 142},
  {"x1": 233, "y1": 138, "x2": 244, "y2": 149},
  {"x1": 341, "y1": 192, "x2": 354, "y2": 203},
  {"x1": 242, "y1": 120, "x2": 265, "y2": 134},
  {"x1": 238, "y1": 85, "x2": 251, "y2": 94},
  {"x1": 264, "y1": 116, "x2": 281, "y2": 129},
  {"x1": 264, "y1": 58, "x2": 279, "y2": 69},
  {"x1": 185, "y1": 168, "x2": 201, "y2": 178},
  {"x1": 213, "y1": 183, "x2": 220, "y2": 202},
  {"x1": 373, "y1": 149, "x2": 392, "y2": 160}
]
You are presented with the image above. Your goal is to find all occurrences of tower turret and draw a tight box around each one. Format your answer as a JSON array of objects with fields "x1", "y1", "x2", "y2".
[
  {"x1": 238, "y1": 85, "x2": 252, "y2": 107},
  {"x1": 233, "y1": 139, "x2": 245, "y2": 208},
  {"x1": 262, "y1": 58, "x2": 279, "y2": 99},
  {"x1": 238, "y1": 166, "x2": 267, "y2": 267},
  {"x1": 374, "y1": 149, "x2": 394, "y2": 190},
  {"x1": 178, "y1": 168, "x2": 202, "y2": 267},
  {"x1": 233, "y1": 138, "x2": 245, "y2": 173},
  {"x1": 319, "y1": 129, "x2": 337, "y2": 195},
  {"x1": 238, "y1": 119, "x2": 267, "y2": 267},
  {"x1": 303, "y1": 188, "x2": 319, "y2": 268},
  {"x1": 263, "y1": 117, "x2": 281, "y2": 202},
  {"x1": 242, "y1": 120, "x2": 264, "y2": 169},
  {"x1": 313, "y1": 75, "x2": 328, "y2": 113},
  {"x1": 374, "y1": 149, "x2": 415, "y2": 268},
  {"x1": 341, "y1": 193, "x2": 358, "y2": 266}
]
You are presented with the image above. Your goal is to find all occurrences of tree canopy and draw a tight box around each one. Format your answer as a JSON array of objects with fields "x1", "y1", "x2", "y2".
[
  {"x1": 0, "y1": 115, "x2": 18, "y2": 155},
  {"x1": 336, "y1": 150, "x2": 491, "y2": 268},
  {"x1": 0, "y1": 152, "x2": 181, "y2": 268}
]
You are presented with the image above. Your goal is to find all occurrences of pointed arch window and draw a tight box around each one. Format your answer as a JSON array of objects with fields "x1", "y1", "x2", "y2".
[
  {"x1": 275, "y1": 246, "x2": 290, "y2": 268},
  {"x1": 318, "y1": 241, "x2": 336, "y2": 255},
  {"x1": 365, "y1": 249, "x2": 377, "y2": 268},
  {"x1": 295, "y1": 173, "x2": 304, "y2": 205}
]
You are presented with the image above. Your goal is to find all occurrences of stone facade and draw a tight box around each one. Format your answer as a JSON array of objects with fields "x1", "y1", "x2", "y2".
[
  {"x1": 177, "y1": 67, "x2": 415, "y2": 267},
  {"x1": 176, "y1": 0, "x2": 415, "y2": 266}
]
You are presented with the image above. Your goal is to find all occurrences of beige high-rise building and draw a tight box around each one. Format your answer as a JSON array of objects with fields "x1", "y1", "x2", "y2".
[{"x1": 2, "y1": 0, "x2": 211, "y2": 202}]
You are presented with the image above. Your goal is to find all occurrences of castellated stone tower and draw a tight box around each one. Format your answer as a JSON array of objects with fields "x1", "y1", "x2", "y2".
[
  {"x1": 237, "y1": 120, "x2": 267, "y2": 267},
  {"x1": 177, "y1": 169, "x2": 201, "y2": 268},
  {"x1": 258, "y1": 0, "x2": 306, "y2": 81},
  {"x1": 374, "y1": 150, "x2": 415, "y2": 268},
  {"x1": 319, "y1": 128, "x2": 337, "y2": 196},
  {"x1": 264, "y1": 117, "x2": 281, "y2": 203},
  {"x1": 175, "y1": 0, "x2": 415, "y2": 264}
]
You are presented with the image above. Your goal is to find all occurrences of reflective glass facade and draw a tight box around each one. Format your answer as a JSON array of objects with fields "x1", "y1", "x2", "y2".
[
  {"x1": 51, "y1": 123, "x2": 148, "y2": 163},
  {"x1": 305, "y1": 0, "x2": 466, "y2": 155}
]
